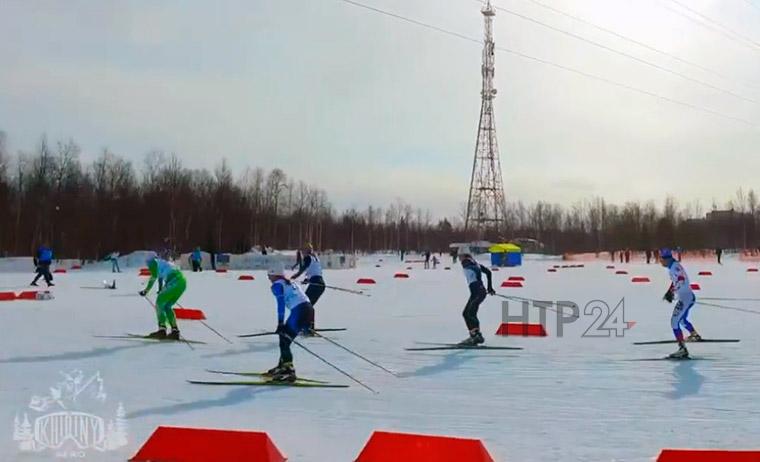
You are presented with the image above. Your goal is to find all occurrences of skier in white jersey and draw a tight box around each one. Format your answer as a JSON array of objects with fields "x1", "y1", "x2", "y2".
[
  {"x1": 660, "y1": 248, "x2": 701, "y2": 358},
  {"x1": 291, "y1": 243, "x2": 325, "y2": 331},
  {"x1": 266, "y1": 264, "x2": 315, "y2": 382}
]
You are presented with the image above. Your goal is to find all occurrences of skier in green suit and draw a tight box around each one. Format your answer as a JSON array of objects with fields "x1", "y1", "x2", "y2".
[{"x1": 139, "y1": 254, "x2": 186, "y2": 339}]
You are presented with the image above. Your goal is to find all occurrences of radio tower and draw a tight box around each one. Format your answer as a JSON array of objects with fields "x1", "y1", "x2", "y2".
[{"x1": 464, "y1": 0, "x2": 507, "y2": 237}]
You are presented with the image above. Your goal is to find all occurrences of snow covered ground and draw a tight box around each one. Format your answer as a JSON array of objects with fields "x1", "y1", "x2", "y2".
[{"x1": 1, "y1": 255, "x2": 759, "y2": 461}]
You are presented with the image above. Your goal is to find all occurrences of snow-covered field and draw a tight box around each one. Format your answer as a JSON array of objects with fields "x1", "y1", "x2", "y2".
[{"x1": 1, "y1": 255, "x2": 759, "y2": 461}]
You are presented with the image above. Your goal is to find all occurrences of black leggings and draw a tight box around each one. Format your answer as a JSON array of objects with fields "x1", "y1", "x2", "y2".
[
  {"x1": 279, "y1": 303, "x2": 315, "y2": 364},
  {"x1": 463, "y1": 287, "x2": 487, "y2": 331},
  {"x1": 32, "y1": 263, "x2": 53, "y2": 285},
  {"x1": 305, "y1": 276, "x2": 326, "y2": 306}
]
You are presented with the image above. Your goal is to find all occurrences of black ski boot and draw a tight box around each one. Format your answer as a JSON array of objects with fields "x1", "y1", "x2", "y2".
[
  {"x1": 270, "y1": 363, "x2": 296, "y2": 382},
  {"x1": 166, "y1": 329, "x2": 181, "y2": 340},
  {"x1": 147, "y1": 328, "x2": 167, "y2": 339},
  {"x1": 266, "y1": 361, "x2": 285, "y2": 376},
  {"x1": 458, "y1": 330, "x2": 485, "y2": 346}
]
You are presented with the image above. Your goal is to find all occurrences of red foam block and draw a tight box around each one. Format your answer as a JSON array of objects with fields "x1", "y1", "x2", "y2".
[
  {"x1": 547, "y1": 268, "x2": 557, "y2": 273},
  {"x1": 698, "y1": 271, "x2": 712, "y2": 276},
  {"x1": 357, "y1": 278, "x2": 376, "y2": 284},
  {"x1": 53, "y1": 269, "x2": 66, "y2": 274},
  {"x1": 495, "y1": 322, "x2": 547, "y2": 337},
  {"x1": 500, "y1": 281, "x2": 523, "y2": 288},
  {"x1": 507, "y1": 276, "x2": 525, "y2": 281},
  {"x1": 393, "y1": 273, "x2": 409, "y2": 279},
  {"x1": 632, "y1": 276, "x2": 651, "y2": 283},
  {"x1": 657, "y1": 449, "x2": 760, "y2": 462},
  {"x1": 606, "y1": 265, "x2": 615, "y2": 269},
  {"x1": 173, "y1": 308, "x2": 206, "y2": 320},
  {"x1": 238, "y1": 275, "x2": 255, "y2": 281},
  {"x1": 615, "y1": 270, "x2": 628, "y2": 275},
  {"x1": 355, "y1": 430, "x2": 494, "y2": 462},
  {"x1": 130, "y1": 426, "x2": 286, "y2": 462},
  {"x1": 71, "y1": 264, "x2": 82, "y2": 270},
  {"x1": 690, "y1": 283, "x2": 701, "y2": 290},
  {"x1": 16, "y1": 291, "x2": 39, "y2": 300},
  {"x1": 0, "y1": 292, "x2": 15, "y2": 301},
  {"x1": 215, "y1": 268, "x2": 228, "y2": 273},
  {"x1": 748, "y1": 268, "x2": 759, "y2": 273}
]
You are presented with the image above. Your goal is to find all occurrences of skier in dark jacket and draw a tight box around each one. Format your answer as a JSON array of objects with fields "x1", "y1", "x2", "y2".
[{"x1": 458, "y1": 251, "x2": 495, "y2": 346}]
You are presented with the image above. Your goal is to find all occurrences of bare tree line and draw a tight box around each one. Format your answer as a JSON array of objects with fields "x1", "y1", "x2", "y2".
[{"x1": 0, "y1": 133, "x2": 757, "y2": 258}]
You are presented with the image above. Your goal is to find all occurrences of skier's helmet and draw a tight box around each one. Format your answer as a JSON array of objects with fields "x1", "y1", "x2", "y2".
[{"x1": 659, "y1": 248, "x2": 673, "y2": 259}]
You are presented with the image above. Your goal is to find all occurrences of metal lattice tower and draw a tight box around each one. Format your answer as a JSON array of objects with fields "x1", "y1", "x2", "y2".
[{"x1": 464, "y1": 0, "x2": 507, "y2": 236}]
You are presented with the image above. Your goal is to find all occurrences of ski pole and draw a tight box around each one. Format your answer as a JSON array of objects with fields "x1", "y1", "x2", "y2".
[
  {"x1": 699, "y1": 297, "x2": 760, "y2": 302},
  {"x1": 141, "y1": 295, "x2": 195, "y2": 351},
  {"x1": 301, "y1": 281, "x2": 370, "y2": 297},
  {"x1": 696, "y1": 300, "x2": 760, "y2": 316},
  {"x1": 238, "y1": 331, "x2": 277, "y2": 338},
  {"x1": 494, "y1": 293, "x2": 580, "y2": 319},
  {"x1": 177, "y1": 303, "x2": 233, "y2": 344},
  {"x1": 283, "y1": 332, "x2": 377, "y2": 393},
  {"x1": 312, "y1": 332, "x2": 398, "y2": 377}
]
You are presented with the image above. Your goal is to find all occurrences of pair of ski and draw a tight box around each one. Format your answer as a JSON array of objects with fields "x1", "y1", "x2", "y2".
[
  {"x1": 94, "y1": 333, "x2": 206, "y2": 344},
  {"x1": 405, "y1": 342, "x2": 523, "y2": 351},
  {"x1": 188, "y1": 369, "x2": 348, "y2": 388},
  {"x1": 631, "y1": 338, "x2": 739, "y2": 361},
  {"x1": 237, "y1": 327, "x2": 346, "y2": 338}
]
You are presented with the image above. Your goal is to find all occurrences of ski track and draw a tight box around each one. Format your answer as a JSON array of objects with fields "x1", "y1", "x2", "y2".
[{"x1": 1, "y1": 255, "x2": 759, "y2": 461}]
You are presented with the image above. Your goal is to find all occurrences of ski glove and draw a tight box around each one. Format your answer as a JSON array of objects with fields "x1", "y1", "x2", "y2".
[
  {"x1": 663, "y1": 290, "x2": 674, "y2": 303},
  {"x1": 139, "y1": 290, "x2": 147, "y2": 297},
  {"x1": 487, "y1": 286, "x2": 496, "y2": 296},
  {"x1": 275, "y1": 323, "x2": 287, "y2": 335}
]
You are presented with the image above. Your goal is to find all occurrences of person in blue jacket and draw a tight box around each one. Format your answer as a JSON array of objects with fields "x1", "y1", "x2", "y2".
[
  {"x1": 31, "y1": 244, "x2": 54, "y2": 287},
  {"x1": 191, "y1": 247, "x2": 203, "y2": 272}
]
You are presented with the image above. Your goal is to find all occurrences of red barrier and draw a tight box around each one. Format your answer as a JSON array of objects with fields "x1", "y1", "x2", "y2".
[
  {"x1": 216, "y1": 269, "x2": 228, "y2": 273},
  {"x1": 53, "y1": 269, "x2": 66, "y2": 274},
  {"x1": 547, "y1": 268, "x2": 557, "y2": 273},
  {"x1": 357, "y1": 278, "x2": 376, "y2": 284},
  {"x1": 632, "y1": 276, "x2": 650, "y2": 283},
  {"x1": 495, "y1": 323, "x2": 547, "y2": 337},
  {"x1": 507, "y1": 276, "x2": 525, "y2": 281},
  {"x1": 657, "y1": 449, "x2": 760, "y2": 461},
  {"x1": 71, "y1": 265, "x2": 82, "y2": 270},
  {"x1": 606, "y1": 265, "x2": 615, "y2": 269},
  {"x1": 173, "y1": 308, "x2": 207, "y2": 320},
  {"x1": 0, "y1": 292, "x2": 15, "y2": 301},
  {"x1": 16, "y1": 291, "x2": 39, "y2": 300},
  {"x1": 393, "y1": 273, "x2": 410, "y2": 279},
  {"x1": 690, "y1": 283, "x2": 701, "y2": 291},
  {"x1": 238, "y1": 275, "x2": 255, "y2": 281},
  {"x1": 698, "y1": 271, "x2": 712, "y2": 276},
  {"x1": 748, "y1": 268, "x2": 759, "y2": 273},
  {"x1": 130, "y1": 426, "x2": 286, "y2": 462},
  {"x1": 615, "y1": 270, "x2": 628, "y2": 275},
  {"x1": 355, "y1": 430, "x2": 493, "y2": 462},
  {"x1": 500, "y1": 281, "x2": 523, "y2": 288}
]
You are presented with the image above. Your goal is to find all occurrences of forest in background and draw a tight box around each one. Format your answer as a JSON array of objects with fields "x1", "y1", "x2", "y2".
[{"x1": 0, "y1": 133, "x2": 758, "y2": 258}]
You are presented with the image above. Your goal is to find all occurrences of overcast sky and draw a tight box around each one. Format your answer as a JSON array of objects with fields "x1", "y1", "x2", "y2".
[{"x1": 1, "y1": 0, "x2": 759, "y2": 217}]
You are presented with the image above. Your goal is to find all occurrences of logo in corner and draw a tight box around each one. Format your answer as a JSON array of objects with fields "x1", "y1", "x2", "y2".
[{"x1": 13, "y1": 370, "x2": 127, "y2": 458}]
